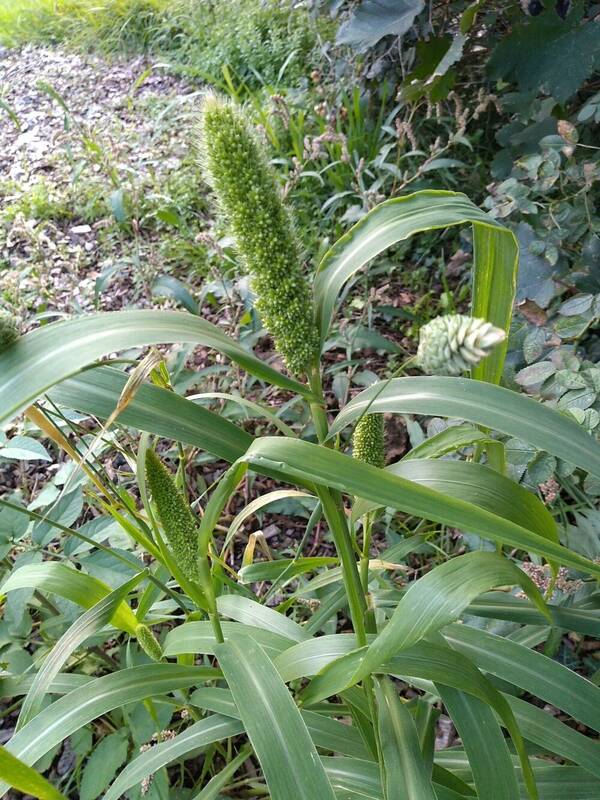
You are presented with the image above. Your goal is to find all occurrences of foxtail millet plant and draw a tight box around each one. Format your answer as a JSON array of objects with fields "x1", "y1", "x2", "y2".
[
  {"x1": 198, "y1": 94, "x2": 320, "y2": 377},
  {"x1": 145, "y1": 449, "x2": 200, "y2": 583}
]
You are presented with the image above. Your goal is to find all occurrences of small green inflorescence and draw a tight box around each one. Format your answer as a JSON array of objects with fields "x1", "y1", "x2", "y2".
[
  {"x1": 0, "y1": 312, "x2": 19, "y2": 351},
  {"x1": 352, "y1": 413, "x2": 385, "y2": 469},
  {"x1": 198, "y1": 94, "x2": 320, "y2": 377},
  {"x1": 417, "y1": 314, "x2": 506, "y2": 376},
  {"x1": 145, "y1": 449, "x2": 200, "y2": 583},
  {"x1": 135, "y1": 623, "x2": 163, "y2": 662}
]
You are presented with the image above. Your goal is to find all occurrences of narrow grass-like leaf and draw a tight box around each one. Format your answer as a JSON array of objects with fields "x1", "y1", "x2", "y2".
[
  {"x1": 0, "y1": 309, "x2": 311, "y2": 426},
  {"x1": 505, "y1": 695, "x2": 600, "y2": 778},
  {"x1": 193, "y1": 743, "x2": 253, "y2": 800},
  {"x1": 239, "y1": 557, "x2": 338, "y2": 584},
  {"x1": 463, "y1": 593, "x2": 600, "y2": 637},
  {"x1": 18, "y1": 571, "x2": 147, "y2": 729},
  {"x1": 1, "y1": 563, "x2": 138, "y2": 633},
  {"x1": 0, "y1": 665, "x2": 219, "y2": 795},
  {"x1": 375, "y1": 677, "x2": 438, "y2": 799},
  {"x1": 216, "y1": 594, "x2": 309, "y2": 642},
  {"x1": 223, "y1": 489, "x2": 315, "y2": 550},
  {"x1": 163, "y1": 620, "x2": 295, "y2": 658},
  {"x1": 189, "y1": 686, "x2": 371, "y2": 760},
  {"x1": 49, "y1": 366, "x2": 253, "y2": 463},
  {"x1": 302, "y1": 552, "x2": 546, "y2": 704},
  {"x1": 439, "y1": 687, "x2": 522, "y2": 800},
  {"x1": 0, "y1": 746, "x2": 67, "y2": 800},
  {"x1": 444, "y1": 623, "x2": 600, "y2": 732},
  {"x1": 243, "y1": 437, "x2": 600, "y2": 576},
  {"x1": 215, "y1": 636, "x2": 337, "y2": 800},
  {"x1": 352, "y1": 458, "x2": 557, "y2": 545},
  {"x1": 402, "y1": 424, "x2": 492, "y2": 460},
  {"x1": 314, "y1": 190, "x2": 517, "y2": 384},
  {"x1": 103, "y1": 715, "x2": 245, "y2": 800},
  {"x1": 329, "y1": 377, "x2": 600, "y2": 481},
  {"x1": 0, "y1": 674, "x2": 91, "y2": 698}
]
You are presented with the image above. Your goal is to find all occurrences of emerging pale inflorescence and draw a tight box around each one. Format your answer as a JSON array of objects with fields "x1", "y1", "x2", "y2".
[
  {"x1": 135, "y1": 623, "x2": 163, "y2": 662},
  {"x1": 352, "y1": 413, "x2": 385, "y2": 469},
  {"x1": 145, "y1": 449, "x2": 200, "y2": 583},
  {"x1": 417, "y1": 314, "x2": 505, "y2": 376},
  {"x1": 198, "y1": 94, "x2": 320, "y2": 376}
]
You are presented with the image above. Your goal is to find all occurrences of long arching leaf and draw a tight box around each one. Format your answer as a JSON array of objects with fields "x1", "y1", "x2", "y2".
[
  {"x1": 314, "y1": 190, "x2": 517, "y2": 383},
  {"x1": 375, "y1": 677, "x2": 438, "y2": 800},
  {"x1": 0, "y1": 309, "x2": 311, "y2": 426},
  {"x1": 49, "y1": 366, "x2": 253, "y2": 464},
  {"x1": 17, "y1": 571, "x2": 147, "y2": 729},
  {"x1": 103, "y1": 715, "x2": 245, "y2": 800},
  {"x1": 0, "y1": 746, "x2": 67, "y2": 800},
  {"x1": 329, "y1": 376, "x2": 600, "y2": 481},
  {"x1": 352, "y1": 458, "x2": 557, "y2": 546},
  {"x1": 1, "y1": 563, "x2": 138, "y2": 633},
  {"x1": 215, "y1": 636, "x2": 337, "y2": 800},
  {"x1": 0, "y1": 665, "x2": 219, "y2": 795},
  {"x1": 242, "y1": 437, "x2": 600, "y2": 576}
]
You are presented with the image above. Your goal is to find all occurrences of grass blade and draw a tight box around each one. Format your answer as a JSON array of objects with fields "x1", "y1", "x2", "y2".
[
  {"x1": 375, "y1": 676, "x2": 437, "y2": 799},
  {"x1": 0, "y1": 746, "x2": 67, "y2": 800},
  {"x1": 329, "y1": 376, "x2": 600, "y2": 481},
  {"x1": 0, "y1": 309, "x2": 311, "y2": 426},
  {"x1": 215, "y1": 635, "x2": 337, "y2": 800},
  {"x1": 18, "y1": 571, "x2": 147, "y2": 729}
]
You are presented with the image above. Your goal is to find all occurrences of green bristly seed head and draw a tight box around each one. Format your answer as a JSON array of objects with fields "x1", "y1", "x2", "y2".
[
  {"x1": 0, "y1": 312, "x2": 19, "y2": 351},
  {"x1": 135, "y1": 624, "x2": 163, "y2": 662},
  {"x1": 353, "y1": 413, "x2": 385, "y2": 469},
  {"x1": 198, "y1": 93, "x2": 320, "y2": 376},
  {"x1": 417, "y1": 314, "x2": 506, "y2": 376},
  {"x1": 145, "y1": 449, "x2": 200, "y2": 583}
]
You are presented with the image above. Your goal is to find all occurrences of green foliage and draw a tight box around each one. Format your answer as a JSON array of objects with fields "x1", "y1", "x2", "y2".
[
  {"x1": 0, "y1": 0, "x2": 167, "y2": 51},
  {"x1": 199, "y1": 94, "x2": 320, "y2": 376},
  {"x1": 163, "y1": 0, "x2": 326, "y2": 86},
  {"x1": 488, "y1": 9, "x2": 600, "y2": 104},
  {"x1": 1, "y1": 1, "x2": 600, "y2": 797},
  {"x1": 0, "y1": 0, "x2": 325, "y2": 86},
  {"x1": 145, "y1": 448, "x2": 200, "y2": 582}
]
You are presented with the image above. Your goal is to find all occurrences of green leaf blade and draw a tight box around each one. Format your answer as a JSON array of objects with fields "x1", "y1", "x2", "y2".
[{"x1": 215, "y1": 635, "x2": 337, "y2": 800}]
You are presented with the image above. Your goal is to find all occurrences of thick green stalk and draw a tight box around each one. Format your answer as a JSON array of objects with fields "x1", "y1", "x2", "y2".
[
  {"x1": 308, "y1": 372, "x2": 366, "y2": 643},
  {"x1": 315, "y1": 485, "x2": 367, "y2": 646}
]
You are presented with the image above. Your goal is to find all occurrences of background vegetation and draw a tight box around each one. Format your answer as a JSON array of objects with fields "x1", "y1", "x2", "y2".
[{"x1": 0, "y1": 1, "x2": 599, "y2": 798}]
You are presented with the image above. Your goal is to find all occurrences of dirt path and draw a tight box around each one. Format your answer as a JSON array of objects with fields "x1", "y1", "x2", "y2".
[{"x1": 1, "y1": 45, "x2": 204, "y2": 319}]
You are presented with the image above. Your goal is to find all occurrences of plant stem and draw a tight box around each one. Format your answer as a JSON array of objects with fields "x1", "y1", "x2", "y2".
[
  {"x1": 309, "y1": 369, "x2": 367, "y2": 644},
  {"x1": 315, "y1": 485, "x2": 367, "y2": 646}
]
